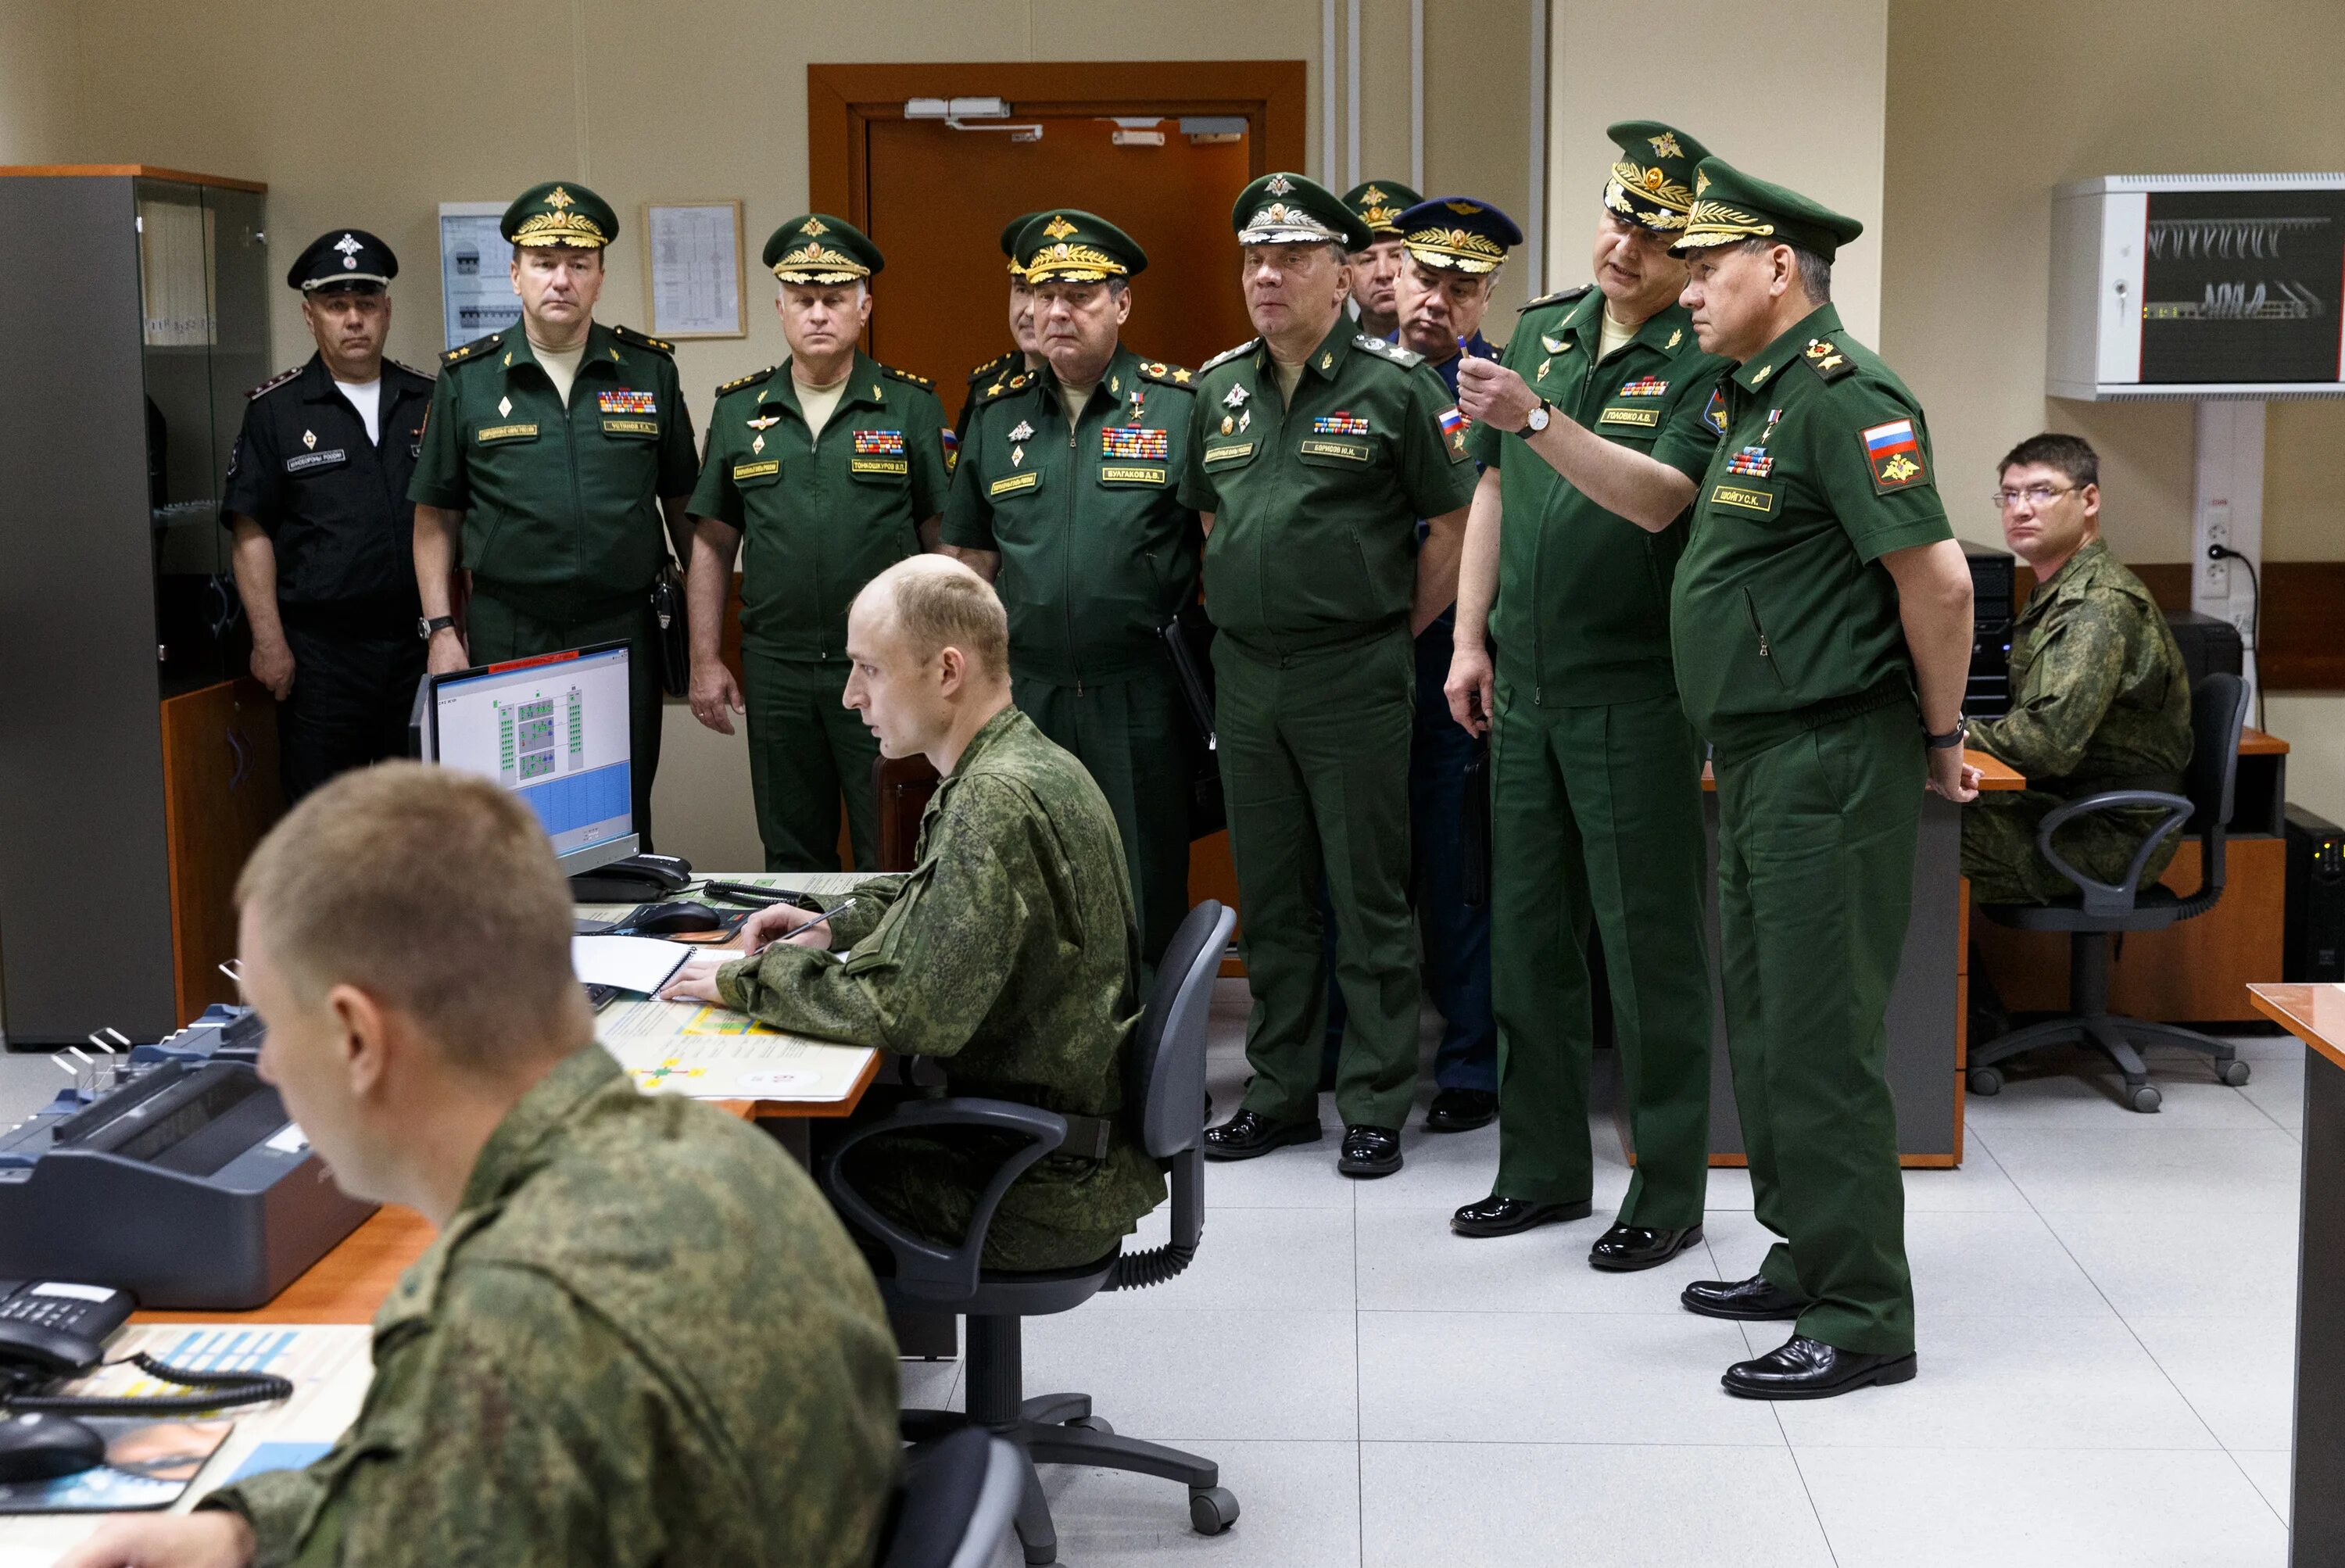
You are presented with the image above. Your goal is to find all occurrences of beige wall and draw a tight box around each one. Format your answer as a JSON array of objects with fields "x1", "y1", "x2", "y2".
[
  {"x1": 34, "y1": 0, "x2": 1537, "y2": 868},
  {"x1": 1548, "y1": 0, "x2": 1890, "y2": 342}
]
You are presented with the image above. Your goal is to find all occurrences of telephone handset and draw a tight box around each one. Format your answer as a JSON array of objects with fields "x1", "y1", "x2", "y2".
[
  {"x1": 0, "y1": 1281, "x2": 133, "y2": 1380},
  {"x1": 0, "y1": 1280, "x2": 291, "y2": 1416}
]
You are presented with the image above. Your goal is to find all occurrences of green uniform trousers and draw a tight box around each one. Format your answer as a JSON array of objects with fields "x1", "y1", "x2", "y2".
[
  {"x1": 742, "y1": 643, "x2": 879, "y2": 874},
  {"x1": 467, "y1": 589, "x2": 664, "y2": 850},
  {"x1": 1489, "y1": 684, "x2": 1713, "y2": 1227},
  {"x1": 1217, "y1": 630, "x2": 1420, "y2": 1129},
  {"x1": 1961, "y1": 787, "x2": 2182, "y2": 905},
  {"x1": 1015, "y1": 667, "x2": 1195, "y2": 969},
  {"x1": 1713, "y1": 699, "x2": 1921, "y2": 1355}
]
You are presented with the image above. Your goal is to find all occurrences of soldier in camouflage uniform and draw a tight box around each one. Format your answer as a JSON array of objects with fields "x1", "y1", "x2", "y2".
[
  {"x1": 665, "y1": 557, "x2": 1165, "y2": 1272},
  {"x1": 63, "y1": 765, "x2": 899, "y2": 1568},
  {"x1": 1964, "y1": 434, "x2": 2192, "y2": 904}
]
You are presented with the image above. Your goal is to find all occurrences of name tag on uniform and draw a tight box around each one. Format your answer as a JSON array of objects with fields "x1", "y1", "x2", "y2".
[
  {"x1": 284, "y1": 449, "x2": 346, "y2": 473},
  {"x1": 601, "y1": 417, "x2": 659, "y2": 437},
  {"x1": 1298, "y1": 439, "x2": 1369, "y2": 462},
  {"x1": 1710, "y1": 483, "x2": 1775, "y2": 514},
  {"x1": 732, "y1": 459, "x2": 781, "y2": 481},
  {"x1": 990, "y1": 472, "x2": 1040, "y2": 499},
  {"x1": 476, "y1": 422, "x2": 539, "y2": 443},
  {"x1": 1202, "y1": 441, "x2": 1255, "y2": 464},
  {"x1": 1100, "y1": 464, "x2": 1167, "y2": 485},
  {"x1": 850, "y1": 457, "x2": 910, "y2": 475},
  {"x1": 1596, "y1": 406, "x2": 1660, "y2": 428}
]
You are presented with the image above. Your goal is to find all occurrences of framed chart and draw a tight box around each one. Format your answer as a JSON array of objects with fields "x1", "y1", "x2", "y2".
[{"x1": 641, "y1": 199, "x2": 746, "y2": 339}]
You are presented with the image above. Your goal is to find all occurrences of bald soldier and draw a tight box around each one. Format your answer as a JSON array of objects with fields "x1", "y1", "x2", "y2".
[
  {"x1": 664, "y1": 557, "x2": 1164, "y2": 1271},
  {"x1": 59, "y1": 765, "x2": 897, "y2": 1568}
]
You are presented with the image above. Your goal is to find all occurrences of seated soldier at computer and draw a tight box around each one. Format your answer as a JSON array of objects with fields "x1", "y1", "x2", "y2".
[
  {"x1": 1963, "y1": 433, "x2": 2192, "y2": 904},
  {"x1": 60, "y1": 764, "x2": 898, "y2": 1568},
  {"x1": 661, "y1": 556, "x2": 1165, "y2": 1272}
]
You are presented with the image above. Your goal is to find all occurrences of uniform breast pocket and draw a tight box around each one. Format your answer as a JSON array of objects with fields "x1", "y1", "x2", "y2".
[
  {"x1": 731, "y1": 456, "x2": 784, "y2": 491},
  {"x1": 283, "y1": 449, "x2": 350, "y2": 478},
  {"x1": 1593, "y1": 403, "x2": 1664, "y2": 442},
  {"x1": 1198, "y1": 439, "x2": 1258, "y2": 474},
  {"x1": 598, "y1": 417, "x2": 661, "y2": 442},
  {"x1": 473, "y1": 421, "x2": 541, "y2": 448},
  {"x1": 1097, "y1": 464, "x2": 1169, "y2": 489},
  {"x1": 848, "y1": 428, "x2": 911, "y2": 487},
  {"x1": 1294, "y1": 437, "x2": 1375, "y2": 468}
]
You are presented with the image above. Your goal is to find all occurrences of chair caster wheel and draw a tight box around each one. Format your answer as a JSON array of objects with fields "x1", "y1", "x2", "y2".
[
  {"x1": 1068, "y1": 1416, "x2": 1114, "y2": 1437},
  {"x1": 2127, "y1": 1083, "x2": 2163, "y2": 1113},
  {"x1": 2218, "y1": 1059, "x2": 2251, "y2": 1088},
  {"x1": 1967, "y1": 1068, "x2": 2003, "y2": 1097},
  {"x1": 1189, "y1": 1485, "x2": 1240, "y2": 1535}
]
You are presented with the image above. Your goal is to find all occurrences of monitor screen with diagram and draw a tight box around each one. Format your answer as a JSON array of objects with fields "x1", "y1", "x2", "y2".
[{"x1": 424, "y1": 642, "x2": 637, "y2": 873}]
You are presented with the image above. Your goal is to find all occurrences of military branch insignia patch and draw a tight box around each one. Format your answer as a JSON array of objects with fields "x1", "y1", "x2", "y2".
[
  {"x1": 1311, "y1": 413, "x2": 1370, "y2": 436},
  {"x1": 1437, "y1": 405, "x2": 1471, "y2": 460},
  {"x1": 1803, "y1": 337, "x2": 1856, "y2": 381},
  {"x1": 1860, "y1": 419, "x2": 1927, "y2": 491},
  {"x1": 1618, "y1": 377, "x2": 1670, "y2": 398},
  {"x1": 746, "y1": 411, "x2": 782, "y2": 431},
  {"x1": 854, "y1": 428, "x2": 907, "y2": 456},
  {"x1": 1008, "y1": 421, "x2": 1035, "y2": 442},
  {"x1": 598, "y1": 389, "x2": 657, "y2": 414},
  {"x1": 940, "y1": 428, "x2": 959, "y2": 474},
  {"x1": 1702, "y1": 388, "x2": 1730, "y2": 435},
  {"x1": 1101, "y1": 426, "x2": 1170, "y2": 460}
]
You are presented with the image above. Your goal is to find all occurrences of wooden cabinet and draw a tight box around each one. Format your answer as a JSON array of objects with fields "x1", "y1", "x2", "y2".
[{"x1": 160, "y1": 679, "x2": 283, "y2": 1023}]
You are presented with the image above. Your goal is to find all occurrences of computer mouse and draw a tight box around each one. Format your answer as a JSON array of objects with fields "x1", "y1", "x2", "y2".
[
  {"x1": 628, "y1": 900, "x2": 726, "y2": 936},
  {"x1": 0, "y1": 1411, "x2": 106, "y2": 1484}
]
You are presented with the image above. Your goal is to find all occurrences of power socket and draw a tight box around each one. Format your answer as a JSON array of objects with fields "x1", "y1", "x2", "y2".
[{"x1": 2204, "y1": 514, "x2": 2232, "y2": 596}]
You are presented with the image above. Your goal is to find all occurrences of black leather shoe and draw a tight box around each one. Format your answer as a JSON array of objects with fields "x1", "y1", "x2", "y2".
[
  {"x1": 1423, "y1": 1088, "x2": 1499, "y2": 1133},
  {"x1": 1450, "y1": 1194, "x2": 1591, "y2": 1237},
  {"x1": 1588, "y1": 1223, "x2": 1704, "y2": 1273},
  {"x1": 1337, "y1": 1124, "x2": 1403, "y2": 1178},
  {"x1": 1202, "y1": 1110, "x2": 1323, "y2": 1162},
  {"x1": 1722, "y1": 1335, "x2": 1917, "y2": 1400},
  {"x1": 1680, "y1": 1273, "x2": 1808, "y2": 1320}
]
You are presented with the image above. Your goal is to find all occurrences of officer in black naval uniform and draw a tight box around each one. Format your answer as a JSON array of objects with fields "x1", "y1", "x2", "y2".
[{"x1": 224, "y1": 229, "x2": 433, "y2": 802}]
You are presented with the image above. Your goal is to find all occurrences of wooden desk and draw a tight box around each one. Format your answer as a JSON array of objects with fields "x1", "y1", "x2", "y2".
[
  {"x1": 1974, "y1": 728, "x2": 2290, "y2": 1024},
  {"x1": 2247, "y1": 983, "x2": 2345, "y2": 1568},
  {"x1": 129, "y1": 1079, "x2": 881, "y2": 1329}
]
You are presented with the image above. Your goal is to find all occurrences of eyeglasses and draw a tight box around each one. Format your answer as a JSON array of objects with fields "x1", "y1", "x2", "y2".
[{"x1": 1990, "y1": 482, "x2": 2077, "y2": 510}]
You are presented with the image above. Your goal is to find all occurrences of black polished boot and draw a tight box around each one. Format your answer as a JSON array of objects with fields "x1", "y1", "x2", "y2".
[
  {"x1": 1337, "y1": 1124, "x2": 1403, "y2": 1177},
  {"x1": 1722, "y1": 1335, "x2": 1917, "y2": 1400},
  {"x1": 1202, "y1": 1109, "x2": 1323, "y2": 1162},
  {"x1": 1588, "y1": 1223, "x2": 1704, "y2": 1273},
  {"x1": 1450, "y1": 1194, "x2": 1592, "y2": 1237},
  {"x1": 1679, "y1": 1273, "x2": 1807, "y2": 1321}
]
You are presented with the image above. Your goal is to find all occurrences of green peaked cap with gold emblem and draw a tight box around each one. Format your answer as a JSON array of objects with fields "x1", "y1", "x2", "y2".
[
  {"x1": 1011, "y1": 209, "x2": 1148, "y2": 283},
  {"x1": 1602, "y1": 121, "x2": 1709, "y2": 233},
  {"x1": 501, "y1": 181, "x2": 618, "y2": 249},
  {"x1": 764, "y1": 213, "x2": 884, "y2": 285},
  {"x1": 1672, "y1": 157, "x2": 1864, "y2": 261},
  {"x1": 1230, "y1": 172, "x2": 1373, "y2": 251},
  {"x1": 1341, "y1": 180, "x2": 1423, "y2": 239},
  {"x1": 998, "y1": 211, "x2": 1041, "y2": 275}
]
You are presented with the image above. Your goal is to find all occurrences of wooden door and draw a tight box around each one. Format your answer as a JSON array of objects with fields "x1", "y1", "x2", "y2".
[
  {"x1": 161, "y1": 678, "x2": 284, "y2": 1022},
  {"x1": 811, "y1": 62, "x2": 1307, "y2": 929}
]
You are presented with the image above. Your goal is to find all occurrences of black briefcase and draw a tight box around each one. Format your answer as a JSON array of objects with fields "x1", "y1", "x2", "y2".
[
  {"x1": 650, "y1": 562, "x2": 689, "y2": 699},
  {"x1": 1157, "y1": 601, "x2": 1226, "y2": 840}
]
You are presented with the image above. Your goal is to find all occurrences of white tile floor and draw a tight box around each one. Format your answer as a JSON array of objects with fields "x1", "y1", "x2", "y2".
[
  {"x1": 947, "y1": 983, "x2": 2307, "y2": 1566},
  {"x1": 0, "y1": 997, "x2": 2306, "y2": 1567}
]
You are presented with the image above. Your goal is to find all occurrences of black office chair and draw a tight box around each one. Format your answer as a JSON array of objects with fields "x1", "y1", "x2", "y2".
[
  {"x1": 872, "y1": 1427, "x2": 1022, "y2": 1568},
  {"x1": 822, "y1": 900, "x2": 1242, "y2": 1566},
  {"x1": 1970, "y1": 672, "x2": 2252, "y2": 1113}
]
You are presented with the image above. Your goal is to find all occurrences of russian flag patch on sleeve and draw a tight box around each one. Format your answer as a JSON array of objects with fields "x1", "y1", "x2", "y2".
[
  {"x1": 1860, "y1": 418, "x2": 1926, "y2": 491},
  {"x1": 1437, "y1": 405, "x2": 1470, "y2": 460}
]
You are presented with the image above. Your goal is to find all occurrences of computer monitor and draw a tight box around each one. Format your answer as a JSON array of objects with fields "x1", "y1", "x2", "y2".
[{"x1": 420, "y1": 641, "x2": 638, "y2": 875}]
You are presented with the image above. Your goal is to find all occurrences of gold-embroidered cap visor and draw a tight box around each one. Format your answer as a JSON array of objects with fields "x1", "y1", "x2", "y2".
[
  {"x1": 1230, "y1": 173, "x2": 1374, "y2": 251},
  {"x1": 503, "y1": 182, "x2": 617, "y2": 249},
  {"x1": 1011, "y1": 210, "x2": 1148, "y2": 283},
  {"x1": 1402, "y1": 227, "x2": 1509, "y2": 273},
  {"x1": 1670, "y1": 157, "x2": 1863, "y2": 261},
  {"x1": 1341, "y1": 180, "x2": 1423, "y2": 238},
  {"x1": 764, "y1": 213, "x2": 885, "y2": 284},
  {"x1": 1599, "y1": 120, "x2": 1709, "y2": 234},
  {"x1": 1394, "y1": 196, "x2": 1522, "y2": 274}
]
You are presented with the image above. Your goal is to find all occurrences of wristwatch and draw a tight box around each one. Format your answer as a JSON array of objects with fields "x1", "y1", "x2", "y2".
[
  {"x1": 1523, "y1": 401, "x2": 1554, "y2": 434},
  {"x1": 1925, "y1": 717, "x2": 1967, "y2": 750},
  {"x1": 417, "y1": 614, "x2": 456, "y2": 642}
]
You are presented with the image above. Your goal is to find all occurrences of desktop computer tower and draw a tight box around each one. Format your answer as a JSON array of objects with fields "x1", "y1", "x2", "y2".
[
  {"x1": 2165, "y1": 611, "x2": 2244, "y2": 688},
  {"x1": 1962, "y1": 541, "x2": 2015, "y2": 719},
  {"x1": 2285, "y1": 804, "x2": 2345, "y2": 983}
]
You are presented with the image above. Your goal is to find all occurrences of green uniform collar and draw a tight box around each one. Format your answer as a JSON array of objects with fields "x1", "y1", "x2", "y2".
[
  {"x1": 759, "y1": 349, "x2": 890, "y2": 424},
  {"x1": 949, "y1": 703, "x2": 1026, "y2": 779},
  {"x1": 1027, "y1": 342, "x2": 1144, "y2": 419},
  {"x1": 494, "y1": 319, "x2": 639, "y2": 385},
  {"x1": 1732, "y1": 302, "x2": 1842, "y2": 394},
  {"x1": 1255, "y1": 316, "x2": 1359, "y2": 387},
  {"x1": 2026, "y1": 536, "x2": 2111, "y2": 608},
  {"x1": 1555, "y1": 291, "x2": 1695, "y2": 363}
]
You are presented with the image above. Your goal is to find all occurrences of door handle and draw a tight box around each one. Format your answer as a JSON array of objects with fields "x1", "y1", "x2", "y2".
[{"x1": 226, "y1": 724, "x2": 250, "y2": 789}]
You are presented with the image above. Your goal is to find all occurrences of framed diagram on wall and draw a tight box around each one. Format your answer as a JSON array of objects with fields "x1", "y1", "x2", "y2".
[
  {"x1": 642, "y1": 199, "x2": 745, "y2": 339},
  {"x1": 437, "y1": 201, "x2": 520, "y2": 350}
]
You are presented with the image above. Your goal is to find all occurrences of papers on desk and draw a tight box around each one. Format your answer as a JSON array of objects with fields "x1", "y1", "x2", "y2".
[
  {"x1": 596, "y1": 997, "x2": 874, "y2": 1103},
  {"x1": 571, "y1": 934, "x2": 697, "y2": 995}
]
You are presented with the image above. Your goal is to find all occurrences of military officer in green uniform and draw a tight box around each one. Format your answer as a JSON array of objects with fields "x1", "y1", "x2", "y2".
[
  {"x1": 1964, "y1": 431, "x2": 2192, "y2": 901},
  {"x1": 1444, "y1": 123, "x2": 1728, "y2": 1271},
  {"x1": 412, "y1": 181, "x2": 697, "y2": 846},
  {"x1": 942, "y1": 209, "x2": 1201, "y2": 968},
  {"x1": 1341, "y1": 179, "x2": 1421, "y2": 339},
  {"x1": 661, "y1": 557, "x2": 1164, "y2": 1271},
  {"x1": 1459, "y1": 159, "x2": 1981, "y2": 1398},
  {"x1": 61, "y1": 764, "x2": 898, "y2": 1568},
  {"x1": 686, "y1": 216, "x2": 951, "y2": 872},
  {"x1": 956, "y1": 212, "x2": 1045, "y2": 443},
  {"x1": 1187, "y1": 174, "x2": 1480, "y2": 1180}
]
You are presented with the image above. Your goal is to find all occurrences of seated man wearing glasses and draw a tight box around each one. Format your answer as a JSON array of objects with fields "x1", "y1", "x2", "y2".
[{"x1": 1963, "y1": 433, "x2": 2192, "y2": 904}]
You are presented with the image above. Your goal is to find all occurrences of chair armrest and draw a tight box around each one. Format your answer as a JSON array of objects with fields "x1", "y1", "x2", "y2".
[
  {"x1": 2032, "y1": 789, "x2": 2193, "y2": 918},
  {"x1": 818, "y1": 1097, "x2": 1067, "y2": 1303}
]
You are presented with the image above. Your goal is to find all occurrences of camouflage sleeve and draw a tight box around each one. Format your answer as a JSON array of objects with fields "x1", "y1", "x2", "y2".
[
  {"x1": 713, "y1": 782, "x2": 1029, "y2": 1057},
  {"x1": 1967, "y1": 594, "x2": 2131, "y2": 779},
  {"x1": 211, "y1": 1266, "x2": 676, "y2": 1568}
]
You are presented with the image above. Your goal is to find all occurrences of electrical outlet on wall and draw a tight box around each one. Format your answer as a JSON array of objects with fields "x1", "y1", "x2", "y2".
[{"x1": 2204, "y1": 510, "x2": 2231, "y2": 596}]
